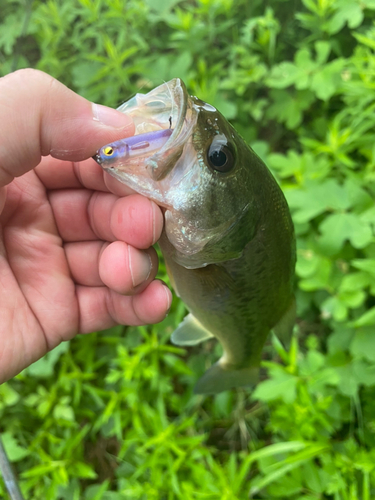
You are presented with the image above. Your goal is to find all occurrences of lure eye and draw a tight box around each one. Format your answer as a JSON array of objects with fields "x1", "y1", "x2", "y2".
[
  {"x1": 207, "y1": 135, "x2": 235, "y2": 173},
  {"x1": 103, "y1": 146, "x2": 115, "y2": 156}
]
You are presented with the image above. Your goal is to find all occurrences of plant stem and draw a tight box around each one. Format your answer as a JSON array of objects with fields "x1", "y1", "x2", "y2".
[{"x1": 0, "y1": 435, "x2": 25, "y2": 500}]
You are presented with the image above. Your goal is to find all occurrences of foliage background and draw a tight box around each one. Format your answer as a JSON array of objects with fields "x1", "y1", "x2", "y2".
[{"x1": 1, "y1": 0, "x2": 375, "y2": 498}]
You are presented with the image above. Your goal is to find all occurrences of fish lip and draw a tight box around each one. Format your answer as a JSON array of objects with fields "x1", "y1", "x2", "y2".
[
  {"x1": 92, "y1": 153, "x2": 101, "y2": 165},
  {"x1": 164, "y1": 78, "x2": 188, "y2": 145},
  {"x1": 93, "y1": 79, "x2": 195, "y2": 190},
  {"x1": 143, "y1": 78, "x2": 190, "y2": 180}
]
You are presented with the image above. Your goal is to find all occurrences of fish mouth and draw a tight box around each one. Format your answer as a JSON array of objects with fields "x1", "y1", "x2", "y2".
[{"x1": 94, "y1": 79, "x2": 195, "y2": 182}]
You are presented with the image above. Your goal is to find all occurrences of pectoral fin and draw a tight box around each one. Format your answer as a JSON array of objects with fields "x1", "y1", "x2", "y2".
[
  {"x1": 194, "y1": 361, "x2": 259, "y2": 395},
  {"x1": 273, "y1": 296, "x2": 296, "y2": 349},
  {"x1": 171, "y1": 313, "x2": 214, "y2": 346}
]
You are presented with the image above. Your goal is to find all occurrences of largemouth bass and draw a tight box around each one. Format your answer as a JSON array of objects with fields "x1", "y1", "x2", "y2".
[{"x1": 93, "y1": 79, "x2": 296, "y2": 394}]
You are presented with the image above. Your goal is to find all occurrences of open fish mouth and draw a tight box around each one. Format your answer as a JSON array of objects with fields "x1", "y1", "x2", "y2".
[{"x1": 93, "y1": 78, "x2": 195, "y2": 182}]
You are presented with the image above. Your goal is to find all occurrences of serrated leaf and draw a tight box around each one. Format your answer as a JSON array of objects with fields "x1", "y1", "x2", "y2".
[
  {"x1": 265, "y1": 61, "x2": 299, "y2": 88},
  {"x1": 286, "y1": 180, "x2": 350, "y2": 223},
  {"x1": 319, "y1": 213, "x2": 373, "y2": 254}
]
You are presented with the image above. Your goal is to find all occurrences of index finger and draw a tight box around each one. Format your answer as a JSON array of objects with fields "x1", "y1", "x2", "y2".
[
  {"x1": 0, "y1": 69, "x2": 134, "y2": 187},
  {"x1": 35, "y1": 156, "x2": 138, "y2": 197}
]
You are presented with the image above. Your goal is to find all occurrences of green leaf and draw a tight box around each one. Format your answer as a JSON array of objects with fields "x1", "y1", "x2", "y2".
[
  {"x1": 315, "y1": 41, "x2": 331, "y2": 65},
  {"x1": 354, "y1": 307, "x2": 375, "y2": 327},
  {"x1": 321, "y1": 296, "x2": 347, "y2": 321},
  {"x1": 253, "y1": 371, "x2": 297, "y2": 403},
  {"x1": 327, "y1": 1, "x2": 364, "y2": 34},
  {"x1": 350, "y1": 327, "x2": 375, "y2": 362},
  {"x1": 53, "y1": 404, "x2": 75, "y2": 422},
  {"x1": 0, "y1": 383, "x2": 20, "y2": 407},
  {"x1": 353, "y1": 31, "x2": 375, "y2": 50},
  {"x1": 1, "y1": 433, "x2": 30, "y2": 462},
  {"x1": 72, "y1": 462, "x2": 97, "y2": 479},
  {"x1": 249, "y1": 444, "x2": 328, "y2": 497},
  {"x1": 286, "y1": 179, "x2": 350, "y2": 223},
  {"x1": 310, "y1": 59, "x2": 345, "y2": 100},
  {"x1": 319, "y1": 213, "x2": 373, "y2": 254},
  {"x1": 340, "y1": 271, "x2": 370, "y2": 292},
  {"x1": 265, "y1": 61, "x2": 299, "y2": 88},
  {"x1": 352, "y1": 259, "x2": 375, "y2": 277},
  {"x1": 23, "y1": 341, "x2": 70, "y2": 378}
]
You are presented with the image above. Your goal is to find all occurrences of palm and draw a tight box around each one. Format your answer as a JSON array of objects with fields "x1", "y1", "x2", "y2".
[{"x1": 0, "y1": 157, "x2": 168, "y2": 383}]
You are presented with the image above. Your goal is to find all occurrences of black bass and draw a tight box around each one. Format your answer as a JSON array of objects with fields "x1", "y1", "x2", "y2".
[{"x1": 93, "y1": 79, "x2": 296, "y2": 394}]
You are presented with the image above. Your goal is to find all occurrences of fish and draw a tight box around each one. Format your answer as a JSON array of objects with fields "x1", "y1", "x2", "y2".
[{"x1": 93, "y1": 78, "x2": 296, "y2": 395}]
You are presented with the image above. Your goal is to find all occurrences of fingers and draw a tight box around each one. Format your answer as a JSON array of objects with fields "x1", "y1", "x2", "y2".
[
  {"x1": 65, "y1": 240, "x2": 159, "y2": 294},
  {"x1": 0, "y1": 69, "x2": 134, "y2": 187},
  {"x1": 49, "y1": 190, "x2": 164, "y2": 249},
  {"x1": 0, "y1": 186, "x2": 6, "y2": 214},
  {"x1": 99, "y1": 242, "x2": 157, "y2": 293},
  {"x1": 76, "y1": 280, "x2": 172, "y2": 333},
  {"x1": 35, "y1": 156, "x2": 138, "y2": 198}
]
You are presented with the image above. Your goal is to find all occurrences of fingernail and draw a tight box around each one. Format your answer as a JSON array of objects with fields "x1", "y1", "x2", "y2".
[
  {"x1": 92, "y1": 103, "x2": 133, "y2": 129},
  {"x1": 162, "y1": 284, "x2": 172, "y2": 317},
  {"x1": 128, "y1": 247, "x2": 152, "y2": 287}
]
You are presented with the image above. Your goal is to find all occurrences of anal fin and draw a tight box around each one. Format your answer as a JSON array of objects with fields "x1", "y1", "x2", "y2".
[{"x1": 171, "y1": 313, "x2": 214, "y2": 346}]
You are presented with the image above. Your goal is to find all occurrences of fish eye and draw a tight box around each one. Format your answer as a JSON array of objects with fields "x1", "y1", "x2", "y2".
[
  {"x1": 207, "y1": 135, "x2": 235, "y2": 173},
  {"x1": 103, "y1": 146, "x2": 115, "y2": 156}
]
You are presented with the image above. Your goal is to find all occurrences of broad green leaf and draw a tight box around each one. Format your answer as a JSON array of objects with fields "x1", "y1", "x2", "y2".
[
  {"x1": 23, "y1": 341, "x2": 70, "y2": 378},
  {"x1": 319, "y1": 213, "x2": 373, "y2": 254},
  {"x1": 315, "y1": 40, "x2": 331, "y2": 65},
  {"x1": 253, "y1": 372, "x2": 297, "y2": 403},
  {"x1": 310, "y1": 59, "x2": 345, "y2": 100},
  {"x1": 354, "y1": 307, "x2": 375, "y2": 327},
  {"x1": 321, "y1": 295, "x2": 347, "y2": 321},
  {"x1": 352, "y1": 259, "x2": 375, "y2": 276},
  {"x1": 327, "y1": 2, "x2": 363, "y2": 34},
  {"x1": 286, "y1": 179, "x2": 350, "y2": 223},
  {"x1": 1, "y1": 433, "x2": 30, "y2": 461},
  {"x1": 265, "y1": 61, "x2": 299, "y2": 88},
  {"x1": 0, "y1": 383, "x2": 20, "y2": 407},
  {"x1": 340, "y1": 271, "x2": 370, "y2": 292}
]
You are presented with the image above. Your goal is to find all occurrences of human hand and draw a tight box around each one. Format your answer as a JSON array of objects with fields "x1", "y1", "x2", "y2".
[{"x1": 0, "y1": 69, "x2": 172, "y2": 383}]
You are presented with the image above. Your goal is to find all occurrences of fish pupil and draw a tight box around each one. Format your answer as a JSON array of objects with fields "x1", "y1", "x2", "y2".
[
  {"x1": 210, "y1": 150, "x2": 227, "y2": 168},
  {"x1": 207, "y1": 139, "x2": 235, "y2": 173},
  {"x1": 104, "y1": 146, "x2": 114, "y2": 156}
]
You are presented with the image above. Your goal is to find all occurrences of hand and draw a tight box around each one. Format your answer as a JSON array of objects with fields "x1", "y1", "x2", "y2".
[{"x1": 0, "y1": 69, "x2": 172, "y2": 383}]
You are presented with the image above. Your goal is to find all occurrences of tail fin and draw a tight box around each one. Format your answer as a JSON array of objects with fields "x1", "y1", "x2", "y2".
[{"x1": 194, "y1": 362, "x2": 259, "y2": 395}]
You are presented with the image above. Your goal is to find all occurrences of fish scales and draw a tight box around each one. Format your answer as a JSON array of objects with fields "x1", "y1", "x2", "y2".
[{"x1": 93, "y1": 78, "x2": 296, "y2": 394}]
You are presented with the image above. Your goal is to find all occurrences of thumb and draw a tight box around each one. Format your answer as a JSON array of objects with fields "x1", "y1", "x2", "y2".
[
  {"x1": 0, "y1": 69, "x2": 134, "y2": 187},
  {"x1": 0, "y1": 187, "x2": 6, "y2": 215}
]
